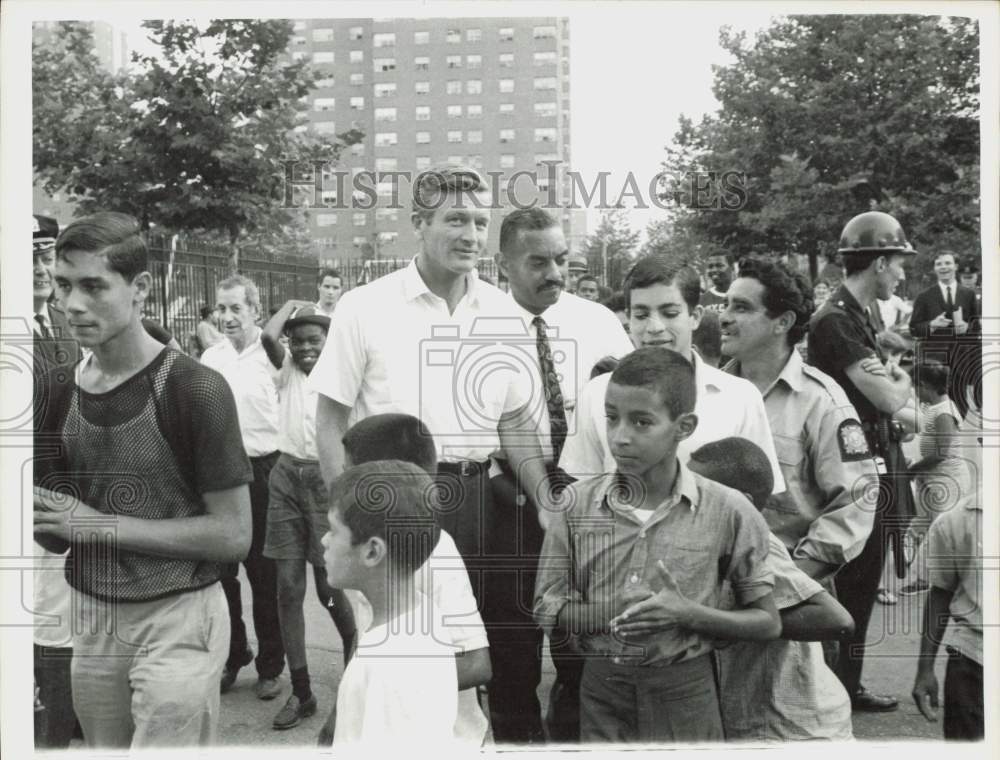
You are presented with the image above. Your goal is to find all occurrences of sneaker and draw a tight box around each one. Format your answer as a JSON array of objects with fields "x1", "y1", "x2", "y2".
[
  {"x1": 220, "y1": 648, "x2": 255, "y2": 694},
  {"x1": 255, "y1": 676, "x2": 283, "y2": 701},
  {"x1": 899, "y1": 580, "x2": 930, "y2": 596},
  {"x1": 273, "y1": 694, "x2": 317, "y2": 730},
  {"x1": 875, "y1": 587, "x2": 898, "y2": 606}
]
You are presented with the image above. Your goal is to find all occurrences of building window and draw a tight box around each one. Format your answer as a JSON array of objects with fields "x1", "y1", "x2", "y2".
[
  {"x1": 316, "y1": 213, "x2": 337, "y2": 227},
  {"x1": 315, "y1": 75, "x2": 336, "y2": 88},
  {"x1": 446, "y1": 29, "x2": 461, "y2": 43},
  {"x1": 447, "y1": 105, "x2": 462, "y2": 119},
  {"x1": 534, "y1": 101, "x2": 557, "y2": 118},
  {"x1": 353, "y1": 236, "x2": 367, "y2": 247},
  {"x1": 349, "y1": 73, "x2": 363, "y2": 86},
  {"x1": 350, "y1": 50, "x2": 363, "y2": 63},
  {"x1": 350, "y1": 96, "x2": 365, "y2": 110},
  {"x1": 375, "y1": 157, "x2": 398, "y2": 172},
  {"x1": 447, "y1": 55, "x2": 462, "y2": 69},
  {"x1": 468, "y1": 154, "x2": 483, "y2": 169},
  {"x1": 373, "y1": 32, "x2": 395, "y2": 48},
  {"x1": 499, "y1": 53, "x2": 514, "y2": 68},
  {"x1": 467, "y1": 104, "x2": 483, "y2": 119},
  {"x1": 416, "y1": 131, "x2": 431, "y2": 144},
  {"x1": 499, "y1": 27, "x2": 514, "y2": 42},
  {"x1": 415, "y1": 81, "x2": 430, "y2": 94},
  {"x1": 349, "y1": 26, "x2": 363, "y2": 41},
  {"x1": 533, "y1": 25, "x2": 557, "y2": 39},
  {"x1": 414, "y1": 56, "x2": 430, "y2": 70},
  {"x1": 533, "y1": 77, "x2": 558, "y2": 91},
  {"x1": 376, "y1": 182, "x2": 395, "y2": 199},
  {"x1": 467, "y1": 130, "x2": 482, "y2": 144},
  {"x1": 376, "y1": 208, "x2": 399, "y2": 224},
  {"x1": 533, "y1": 51, "x2": 557, "y2": 66},
  {"x1": 466, "y1": 54, "x2": 481, "y2": 69},
  {"x1": 499, "y1": 103, "x2": 515, "y2": 114},
  {"x1": 374, "y1": 83, "x2": 396, "y2": 98},
  {"x1": 313, "y1": 52, "x2": 334, "y2": 64},
  {"x1": 313, "y1": 97, "x2": 335, "y2": 112},
  {"x1": 447, "y1": 130, "x2": 463, "y2": 143},
  {"x1": 466, "y1": 28, "x2": 482, "y2": 42},
  {"x1": 447, "y1": 154, "x2": 463, "y2": 165},
  {"x1": 374, "y1": 58, "x2": 396, "y2": 72},
  {"x1": 374, "y1": 132, "x2": 397, "y2": 147},
  {"x1": 534, "y1": 127, "x2": 557, "y2": 142},
  {"x1": 446, "y1": 80, "x2": 462, "y2": 95},
  {"x1": 351, "y1": 142, "x2": 365, "y2": 156},
  {"x1": 374, "y1": 107, "x2": 397, "y2": 123},
  {"x1": 466, "y1": 80, "x2": 482, "y2": 95},
  {"x1": 291, "y1": 51, "x2": 307, "y2": 61},
  {"x1": 353, "y1": 213, "x2": 367, "y2": 226},
  {"x1": 315, "y1": 121, "x2": 337, "y2": 134},
  {"x1": 414, "y1": 31, "x2": 429, "y2": 45},
  {"x1": 499, "y1": 79, "x2": 515, "y2": 93},
  {"x1": 292, "y1": 35, "x2": 307, "y2": 46},
  {"x1": 312, "y1": 28, "x2": 333, "y2": 43},
  {"x1": 499, "y1": 128, "x2": 516, "y2": 143},
  {"x1": 378, "y1": 231, "x2": 398, "y2": 245},
  {"x1": 293, "y1": 21, "x2": 306, "y2": 31},
  {"x1": 415, "y1": 105, "x2": 430, "y2": 121},
  {"x1": 500, "y1": 154, "x2": 515, "y2": 168},
  {"x1": 416, "y1": 155, "x2": 431, "y2": 170}
]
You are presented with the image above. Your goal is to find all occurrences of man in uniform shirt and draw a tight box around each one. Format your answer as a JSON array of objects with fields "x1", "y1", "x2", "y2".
[
  {"x1": 493, "y1": 207, "x2": 633, "y2": 742},
  {"x1": 566, "y1": 255, "x2": 588, "y2": 294},
  {"x1": 808, "y1": 211, "x2": 918, "y2": 712},
  {"x1": 33, "y1": 215, "x2": 80, "y2": 372},
  {"x1": 909, "y1": 250, "x2": 980, "y2": 419},
  {"x1": 201, "y1": 275, "x2": 287, "y2": 701},
  {"x1": 719, "y1": 258, "x2": 879, "y2": 585}
]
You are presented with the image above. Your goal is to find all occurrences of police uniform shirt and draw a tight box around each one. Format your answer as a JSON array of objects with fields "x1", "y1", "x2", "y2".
[
  {"x1": 807, "y1": 284, "x2": 881, "y2": 424},
  {"x1": 724, "y1": 350, "x2": 878, "y2": 566}
]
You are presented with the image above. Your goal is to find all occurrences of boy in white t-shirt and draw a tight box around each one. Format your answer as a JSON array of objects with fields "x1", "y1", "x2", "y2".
[
  {"x1": 260, "y1": 302, "x2": 357, "y2": 730},
  {"x1": 323, "y1": 460, "x2": 458, "y2": 744},
  {"x1": 316, "y1": 413, "x2": 491, "y2": 745}
]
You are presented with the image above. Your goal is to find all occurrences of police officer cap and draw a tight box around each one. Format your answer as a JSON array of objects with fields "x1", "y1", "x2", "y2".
[
  {"x1": 957, "y1": 262, "x2": 979, "y2": 275},
  {"x1": 837, "y1": 211, "x2": 917, "y2": 257},
  {"x1": 33, "y1": 214, "x2": 58, "y2": 255},
  {"x1": 568, "y1": 255, "x2": 588, "y2": 272},
  {"x1": 284, "y1": 304, "x2": 331, "y2": 335}
]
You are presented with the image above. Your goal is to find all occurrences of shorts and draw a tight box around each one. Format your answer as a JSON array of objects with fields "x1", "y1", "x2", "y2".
[{"x1": 263, "y1": 453, "x2": 330, "y2": 567}]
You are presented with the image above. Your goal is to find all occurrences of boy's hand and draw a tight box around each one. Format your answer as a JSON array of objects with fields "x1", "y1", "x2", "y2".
[
  {"x1": 610, "y1": 561, "x2": 691, "y2": 636},
  {"x1": 912, "y1": 670, "x2": 939, "y2": 722},
  {"x1": 34, "y1": 486, "x2": 102, "y2": 541}
]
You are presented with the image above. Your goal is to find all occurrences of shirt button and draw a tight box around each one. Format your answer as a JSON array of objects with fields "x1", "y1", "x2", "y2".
[{"x1": 629, "y1": 573, "x2": 639, "y2": 584}]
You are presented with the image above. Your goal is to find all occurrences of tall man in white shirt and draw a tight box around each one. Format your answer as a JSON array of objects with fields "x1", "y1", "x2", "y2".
[
  {"x1": 560, "y1": 255, "x2": 785, "y2": 489},
  {"x1": 201, "y1": 275, "x2": 286, "y2": 700},
  {"x1": 309, "y1": 166, "x2": 555, "y2": 740},
  {"x1": 492, "y1": 208, "x2": 633, "y2": 743}
]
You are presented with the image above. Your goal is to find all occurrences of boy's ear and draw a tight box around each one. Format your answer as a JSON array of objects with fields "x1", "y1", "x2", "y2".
[
  {"x1": 675, "y1": 412, "x2": 698, "y2": 442},
  {"x1": 362, "y1": 536, "x2": 387, "y2": 568}
]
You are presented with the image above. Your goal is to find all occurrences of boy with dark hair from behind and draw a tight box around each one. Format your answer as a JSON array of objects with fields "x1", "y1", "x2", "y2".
[
  {"x1": 323, "y1": 460, "x2": 458, "y2": 744},
  {"x1": 534, "y1": 347, "x2": 780, "y2": 744},
  {"x1": 688, "y1": 437, "x2": 855, "y2": 741},
  {"x1": 319, "y1": 414, "x2": 491, "y2": 746}
]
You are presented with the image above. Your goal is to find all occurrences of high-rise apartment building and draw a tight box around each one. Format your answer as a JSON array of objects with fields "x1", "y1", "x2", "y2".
[{"x1": 286, "y1": 18, "x2": 577, "y2": 261}]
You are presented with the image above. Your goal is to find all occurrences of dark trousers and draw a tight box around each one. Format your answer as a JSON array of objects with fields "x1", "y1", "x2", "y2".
[
  {"x1": 944, "y1": 648, "x2": 983, "y2": 741},
  {"x1": 222, "y1": 451, "x2": 285, "y2": 678},
  {"x1": 34, "y1": 644, "x2": 76, "y2": 749},
  {"x1": 580, "y1": 654, "x2": 724, "y2": 743}
]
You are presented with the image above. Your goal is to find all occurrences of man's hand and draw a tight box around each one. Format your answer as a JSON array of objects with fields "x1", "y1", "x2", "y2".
[
  {"x1": 859, "y1": 356, "x2": 887, "y2": 377},
  {"x1": 929, "y1": 312, "x2": 952, "y2": 330},
  {"x1": 912, "y1": 670, "x2": 939, "y2": 722},
  {"x1": 33, "y1": 486, "x2": 102, "y2": 541},
  {"x1": 953, "y1": 318, "x2": 969, "y2": 335},
  {"x1": 610, "y1": 561, "x2": 691, "y2": 636}
]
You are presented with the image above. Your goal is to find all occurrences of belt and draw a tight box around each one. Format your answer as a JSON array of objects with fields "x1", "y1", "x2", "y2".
[{"x1": 437, "y1": 460, "x2": 490, "y2": 477}]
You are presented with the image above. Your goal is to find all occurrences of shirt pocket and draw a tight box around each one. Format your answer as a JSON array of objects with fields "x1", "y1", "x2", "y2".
[
  {"x1": 769, "y1": 435, "x2": 806, "y2": 514},
  {"x1": 661, "y1": 543, "x2": 718, "y2": 600}
]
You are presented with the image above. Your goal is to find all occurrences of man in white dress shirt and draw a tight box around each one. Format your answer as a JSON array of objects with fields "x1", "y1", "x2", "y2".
[
  {"x1": 491, "y1": 207, "x2": 632, "y2": 742},
  {"x1": 201, "y1": 275, "x2": 286, "y2": 700}
]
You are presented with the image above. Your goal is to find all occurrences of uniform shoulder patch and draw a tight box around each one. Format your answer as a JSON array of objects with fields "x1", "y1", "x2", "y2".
[{"x1": 838, "y1": 419, "x2": 871, "y2": 461}]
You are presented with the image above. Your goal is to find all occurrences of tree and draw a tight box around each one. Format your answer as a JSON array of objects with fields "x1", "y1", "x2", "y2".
[
  {"x1": 660, "y1": 15, "x2": 980, "y2": 291},
  {"x1": 578, "y1": 209, "x2": 640, "y2": 288},
  {"x1": 33, "y1": 20, "x2": 362, "y2": 268}
]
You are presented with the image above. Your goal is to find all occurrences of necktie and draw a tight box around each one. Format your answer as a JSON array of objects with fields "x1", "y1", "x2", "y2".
[
  {"x1": 532, "y1": 316, "x2": 568, "y2": 462},
  {"x1": 34, "y1": 313, "x2": 51, "y2": 339},
  {"x1": 944, "y1": 284, "x2": 954, "y2": 319}
]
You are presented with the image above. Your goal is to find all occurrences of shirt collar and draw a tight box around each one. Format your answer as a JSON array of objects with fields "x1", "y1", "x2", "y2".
[
  {"x1": 691, "y1": 349, "x2": 723, "y2": 394},
  {"x1": 720, "y1": 349, "x2": 803, "y2": 394},
  {"x1": 402, "y1": 256, "x2": 481, "y2": 306},
  {"x1": 594, "y1": 462, "x2": 701, "y2": 516}
]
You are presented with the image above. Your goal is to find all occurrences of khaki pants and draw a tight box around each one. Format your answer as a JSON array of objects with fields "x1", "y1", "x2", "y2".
[{"x1": 71, "y1": 582, "x2": 229, "y2": 749}]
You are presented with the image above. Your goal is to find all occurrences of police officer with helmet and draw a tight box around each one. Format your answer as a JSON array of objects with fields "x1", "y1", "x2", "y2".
[{"x1": 808, "y1": 211, "x2": 918, "y2": 712}]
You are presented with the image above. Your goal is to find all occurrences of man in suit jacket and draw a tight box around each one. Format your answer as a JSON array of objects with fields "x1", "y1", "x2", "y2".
[
  {"x1": 909, "y1": 250, "x2": 980, "y2": 418},
  {"x1": 33, "y1": 215, "x2": 81, "y2": 374}
]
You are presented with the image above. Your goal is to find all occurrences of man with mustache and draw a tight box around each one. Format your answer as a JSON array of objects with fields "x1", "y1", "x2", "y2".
[{"x1": 493, "y1": 207, "x2": 632, "y2": 742}]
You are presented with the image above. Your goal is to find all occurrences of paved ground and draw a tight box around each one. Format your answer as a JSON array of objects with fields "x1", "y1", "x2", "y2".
[{"x1": 217, "y1": 559, "x2": 948, "y2": 747}]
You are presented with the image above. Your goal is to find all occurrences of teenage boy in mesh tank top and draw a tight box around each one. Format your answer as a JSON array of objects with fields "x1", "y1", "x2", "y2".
[{"x1": 33, "y1": 212, "x2": 253, "y2": 749}]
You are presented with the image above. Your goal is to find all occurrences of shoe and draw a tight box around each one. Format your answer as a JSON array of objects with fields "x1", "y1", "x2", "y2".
[
  {"x1": 851, "y1": 686, "x2": 899, "y2": 712},
  {"x1": 255, "y1": 676, "x2": 283, "y2": 701},
  {"x1": 220, "y1": 648, "x2": 255, "y2": 694},
  {"x1": 899, "y1": 580, "x2": 930, "y2": 596},
  {"x1": 876, "y1": 587, "x2": 898, "y2": 605},
  {"x1": 273, "y1": 694, "x2": 317, "y2": 730}
]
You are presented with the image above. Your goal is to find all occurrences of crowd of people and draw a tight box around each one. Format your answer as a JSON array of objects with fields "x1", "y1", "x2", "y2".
[{"x1": 30, "y1": 164, "x2": 984, "y2": 750}]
